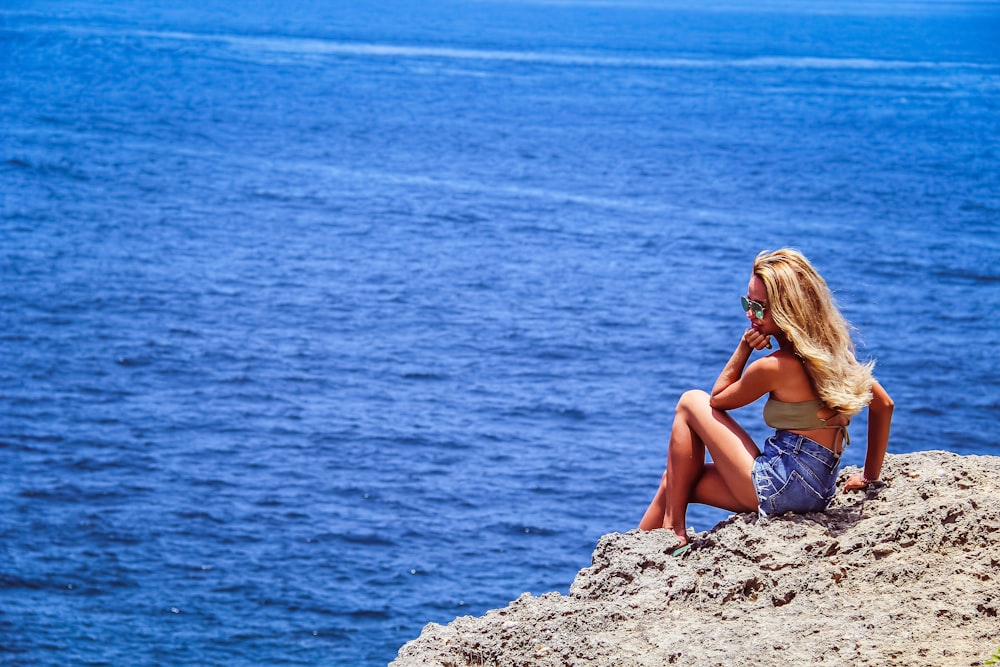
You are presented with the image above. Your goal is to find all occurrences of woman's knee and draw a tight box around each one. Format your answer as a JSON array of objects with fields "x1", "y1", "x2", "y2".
[{"x1": 676, "y1": 389, "x2": 710, "y2": 416}]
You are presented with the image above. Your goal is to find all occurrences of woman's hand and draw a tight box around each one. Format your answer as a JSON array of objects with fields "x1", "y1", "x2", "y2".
[
  {"x1": 743, "y1": 327, "x2": 772, "y2": 351},
  {"x1": 842, "y1": 472, "x2": 871, "y2": 493}
]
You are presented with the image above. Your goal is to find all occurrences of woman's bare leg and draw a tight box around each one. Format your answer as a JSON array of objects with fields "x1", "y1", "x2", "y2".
[
  {"x1": 640, "y1": 390, "x2": 760, "y2": 543},
  {"x1": 638, "y1": 470, "x2": 670, "y2": 531},
  {"x1": 690, "y1": 464, "x2": 758, "y2": 512}
]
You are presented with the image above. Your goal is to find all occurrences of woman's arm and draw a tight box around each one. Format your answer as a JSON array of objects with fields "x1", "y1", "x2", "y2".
[
  {"x1": 843, "y1": 381, "x2": 894, "y2": 491},
  {"x1": 709, "y1": 328, "x2": 774, "y2": 411},
  {"x1": 711, "y1": 339, "x2": 753, "y2": 398}
]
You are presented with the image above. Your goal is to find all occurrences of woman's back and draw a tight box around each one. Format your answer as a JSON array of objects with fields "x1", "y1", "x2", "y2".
[{"x1": 763, "y1": 349, "x2": 847, "y2": 451}]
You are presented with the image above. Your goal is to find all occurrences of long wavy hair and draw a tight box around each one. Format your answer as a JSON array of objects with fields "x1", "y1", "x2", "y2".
[{"x1": 754, "y1": 248, "x2": 874, "y2": 415}]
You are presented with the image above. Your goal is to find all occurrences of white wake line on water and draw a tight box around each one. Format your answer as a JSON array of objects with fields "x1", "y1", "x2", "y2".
[
  {"x1": 7, "y1": 122, "x2": 696, "y2": 217},
  {"x1": 26, "y1": 20, "x2": 996, "y2": 72},
  {"x1": 138, "y1": 29, "x2": 993, "y2": 71},
  {"x1": 254, "y1": 152, "x2": 703, "y2": 218},
  {"x1": 296, "y1": 160, "x2": 698, "y2": 217}
]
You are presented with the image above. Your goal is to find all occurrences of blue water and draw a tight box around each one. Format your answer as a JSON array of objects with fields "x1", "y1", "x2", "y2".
[{"x1": 2, "y1": 1, "x2": 998, "y2": 664}]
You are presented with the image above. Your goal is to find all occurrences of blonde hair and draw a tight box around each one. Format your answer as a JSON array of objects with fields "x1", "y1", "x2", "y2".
[{"x1": 753, "y1": 248, "x2": 874, "y2": 415}]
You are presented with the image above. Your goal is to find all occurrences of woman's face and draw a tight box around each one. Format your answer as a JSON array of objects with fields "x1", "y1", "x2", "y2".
[{"x1": 746, "y1": 275, "x2": 778, "y2": 336}]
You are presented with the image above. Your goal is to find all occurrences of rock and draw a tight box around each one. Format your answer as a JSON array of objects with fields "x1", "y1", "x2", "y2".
[{"x1": 391, "y1": 451, "x2": 1000, "y2": 666}]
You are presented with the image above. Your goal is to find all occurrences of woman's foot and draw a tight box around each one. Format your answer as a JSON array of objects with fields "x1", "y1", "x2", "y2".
[{"x1": 667, "y1": 529, "x2": 688, "y2": 549}]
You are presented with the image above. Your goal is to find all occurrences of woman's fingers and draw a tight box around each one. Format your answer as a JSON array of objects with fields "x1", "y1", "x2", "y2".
[
  {"x1": 743, "y1": 328, "x2": 772, "y2": 350},
  {"x1": 842, "y1": 472, "x2": 866, "y2": 492}
]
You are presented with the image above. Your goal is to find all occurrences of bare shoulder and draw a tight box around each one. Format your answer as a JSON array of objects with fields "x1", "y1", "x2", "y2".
[
  {"x1": 761, "y1": 349, "x2": 815, "y2": 398},
  {"x1": 744, "y1": 349, "x2": 800, "y2": 388},
  {"x1": 870, "y1": 380, "x2": 895, "y2": 409},
  {"x1": 762, "y1": 348, "x2": 801, "y2": 369}
]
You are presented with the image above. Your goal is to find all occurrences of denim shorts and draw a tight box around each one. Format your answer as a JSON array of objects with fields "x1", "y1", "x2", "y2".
[{"x1": 751, "y1": 430, "x2": 841, "y2": 518}]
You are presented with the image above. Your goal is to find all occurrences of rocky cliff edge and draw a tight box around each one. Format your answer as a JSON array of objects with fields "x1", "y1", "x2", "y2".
[{"x1": 392, "y1": 451, "x2": 1000, "y2": 666}]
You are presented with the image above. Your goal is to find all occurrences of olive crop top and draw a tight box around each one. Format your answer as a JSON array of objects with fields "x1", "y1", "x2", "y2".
[{"x1": 763, "y1": 397, "x2": 851, "y2": 445}]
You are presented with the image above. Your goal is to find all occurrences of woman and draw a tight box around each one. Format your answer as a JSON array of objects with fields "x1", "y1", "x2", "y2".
[{"x1": 639, "y1": 248, "x2": 893, "y2": 547}]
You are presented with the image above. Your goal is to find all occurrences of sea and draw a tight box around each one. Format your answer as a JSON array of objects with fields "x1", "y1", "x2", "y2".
[{"x1": 2, "y1": 0, "x2": 998, "y2": 664}]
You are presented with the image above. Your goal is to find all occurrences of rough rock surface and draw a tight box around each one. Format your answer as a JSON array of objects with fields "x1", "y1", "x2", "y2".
[{"x1": 392, "y1": 451, "x2": 1000, "y2": 666}]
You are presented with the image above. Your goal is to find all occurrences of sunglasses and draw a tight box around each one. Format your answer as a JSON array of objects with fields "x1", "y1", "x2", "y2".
[{"x1": 741, "y1": 295, "x2": 766, "y2": 320}]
